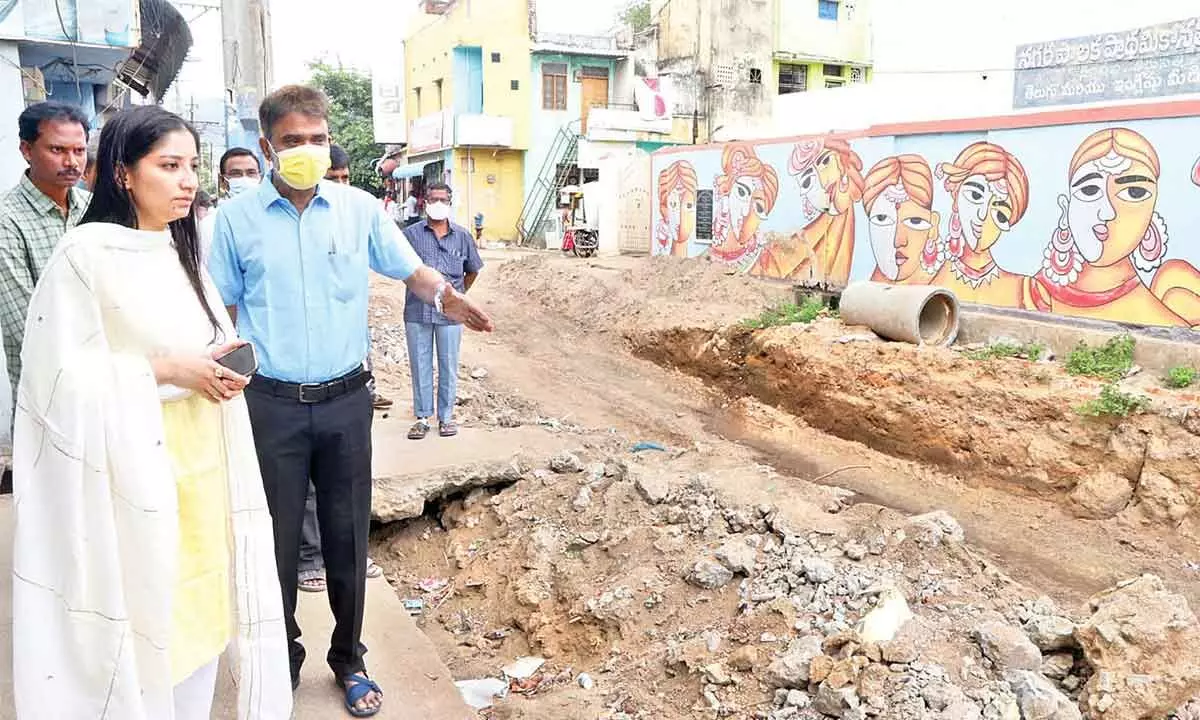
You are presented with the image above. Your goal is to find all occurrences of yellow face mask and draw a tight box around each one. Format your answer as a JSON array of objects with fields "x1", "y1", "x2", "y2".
[{"x1": 269, "y1": 142, "x2": 332, "y2": 190}]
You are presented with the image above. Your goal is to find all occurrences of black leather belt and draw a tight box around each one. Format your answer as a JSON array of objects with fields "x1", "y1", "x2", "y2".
[{"x1": 248, "y1": 368, "x2": 371, "y2": 404}]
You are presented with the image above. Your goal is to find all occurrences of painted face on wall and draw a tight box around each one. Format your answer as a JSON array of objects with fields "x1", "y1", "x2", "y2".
[
  {"x1": 954, "y1": 174, "x2": 1014, "y2": 252},
  {"x1": 867, "y1": 185, "x2": 938, "y2": 282},
  {"x1": 728, "y1": 174, "x2": 769, "y2": 246},
  {"x1": 1067, "y1": 152, "x2": 1157, "y2": 267},
  {"x1": 666, "y1": 186, "x2": 696, "y2": 245}
]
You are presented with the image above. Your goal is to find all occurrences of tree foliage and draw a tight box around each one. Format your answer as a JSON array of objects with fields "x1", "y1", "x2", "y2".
[
  {"x1": 620, "y1": 0, "x2": 651, "y2": 32},
  {"x1": 307, "y1": 61, "x2": 382, "y2": 193}
]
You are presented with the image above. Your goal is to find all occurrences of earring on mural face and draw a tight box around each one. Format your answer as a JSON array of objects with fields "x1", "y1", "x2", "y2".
[
  {"x1": 946, "y1": 206, "x2": 965, "y2": 260},
  {"x1": 1133, "y1": 213, "x2": 1168, "y2": 274},
  {"x1": 920, "y1": 233, "x2": 944, "y2": 276},
  {"x1": 1041, "y1": 195, "x2": 1083, "y2": 287}
]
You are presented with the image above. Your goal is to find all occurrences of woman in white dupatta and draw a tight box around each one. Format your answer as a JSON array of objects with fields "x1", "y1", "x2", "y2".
[{"x1": 11, "y1": 106, "x2": 292, "y2": 718}]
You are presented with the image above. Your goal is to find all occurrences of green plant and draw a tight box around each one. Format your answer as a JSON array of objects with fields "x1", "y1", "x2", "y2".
[
  {"x1": 308, "y1": 61, "x2": 383, "y2": 193},
  {"x1": 741, "y1": 298, "x2": 826, "y2": 329},
  {"x1": 1076, "y1": 383, "x2": 1149, "y2": 417},
  {"x1": 1165, "y1": 366, "x2": 1197, "y2": 389},
  {"x1": 966, "y1": 341, "x2": 1045, "y2": 362},
  {"x1": 1065, "y1": 334, "x2": 1135, "y2": 381}
]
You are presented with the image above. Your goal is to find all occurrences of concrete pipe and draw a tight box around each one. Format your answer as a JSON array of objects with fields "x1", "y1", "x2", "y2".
[{"x1": 839, "y1": 282, "x2": 960, "y2": 347}]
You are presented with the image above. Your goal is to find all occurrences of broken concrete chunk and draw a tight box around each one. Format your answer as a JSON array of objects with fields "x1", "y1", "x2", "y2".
[
  {"x1": 686, "y1": 558, "x2": 734, "y2": 589},
  {"x1": 1076, "y1": 575, "x2": 1200, "y2": 720},
  {"x1": 549, "y1": 451, "x2": 586, "y2": 474},
  {"x1": 858, "y1": 588, "x2": 913, "y2": 645},
  {"x1": 633, "y1": 470, "x2": 670, "y2": 505},
  {"x1": 974, "y1": 621, "x2": 1043, "y2": 673},
  {"x1": 1005, "y1": 670, "x2": 1083, "y2": 720},
  {"x1": 765, "y1": 636, "x2": 824, "y2": 689},
  {"x1": 715, "y1": 539, "x2": 758, "y2": 576}
]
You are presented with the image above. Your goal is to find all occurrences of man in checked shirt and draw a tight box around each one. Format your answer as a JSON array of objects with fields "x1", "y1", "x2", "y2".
[
  {"x1": 0, "y1": 102, "x2": 91, "y2": 493},
  {"x1": 402, "y1": 182, "x2": 483, "y2": 440}
]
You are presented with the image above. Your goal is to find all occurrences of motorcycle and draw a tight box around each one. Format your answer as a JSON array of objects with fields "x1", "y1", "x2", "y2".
[{"x1": 559, "y1": 186, "x2": 598, "y2": 258}]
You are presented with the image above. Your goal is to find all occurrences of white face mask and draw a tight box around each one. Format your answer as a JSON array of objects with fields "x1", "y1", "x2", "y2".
[
  {"x1": 225, "y1": 176, "x2": 258, "y2": 198},
  {"x1": 426, "y1": 201, "x2": 451, "y2": 221}
]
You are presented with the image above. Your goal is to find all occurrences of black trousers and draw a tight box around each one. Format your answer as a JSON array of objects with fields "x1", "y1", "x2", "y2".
[{"x1": 245, "y1": 383, "x2": 374, "y2": 681}]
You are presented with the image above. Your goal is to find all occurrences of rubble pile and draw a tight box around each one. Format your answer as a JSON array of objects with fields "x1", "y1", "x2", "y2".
[{"x1": 373, "y1": 447, "x2": 1200, "y2": 720}]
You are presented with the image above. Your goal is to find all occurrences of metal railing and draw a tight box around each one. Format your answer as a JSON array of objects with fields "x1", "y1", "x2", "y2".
[{"x1": 516, "y1": 119, "x2": 582, "y2": 247}]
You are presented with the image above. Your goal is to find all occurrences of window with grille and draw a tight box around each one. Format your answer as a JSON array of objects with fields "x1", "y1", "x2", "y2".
[
  {"x1": 580, "y1": 66, "x2": 609, "y2": 79},
  {"x1": 778, "y1": 64, "x2": 808, "y2": 94},
  {"x1": 849, "y1": 67, "x2": 866, "y2": 83},
  {"x1": 818, "y1": 0, "x2": 839, "y2": 20},
  {"x1": 491, "y1": 51, "x2": 501, "y2": 62},
  {"x1": 542, "y1": 62, "x2": 568, "y2": 111},
  {"x1": 749, "y1": 68, "x2": 762, "y2": 84},
  {"x1": 823, "y1": 64, "x2": 845, "y2": 78}
]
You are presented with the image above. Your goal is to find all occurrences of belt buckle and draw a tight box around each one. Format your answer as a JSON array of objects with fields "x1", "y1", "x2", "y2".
[{"x1": 298, "y1": 382, "x2": 324, "y2": 404}]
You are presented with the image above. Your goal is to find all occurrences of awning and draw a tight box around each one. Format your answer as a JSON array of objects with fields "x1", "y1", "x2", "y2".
[
  {"x1": 118, "y1": 0, "x2": 193, "y2": 101},
  {"x1": 392, "y1": 162, "x2": 430, "y2": 179}
]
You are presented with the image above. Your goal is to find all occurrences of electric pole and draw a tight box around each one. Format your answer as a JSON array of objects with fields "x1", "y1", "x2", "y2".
[{"x1": 221, "y1": 0, "x2": 272, "y2": 156}]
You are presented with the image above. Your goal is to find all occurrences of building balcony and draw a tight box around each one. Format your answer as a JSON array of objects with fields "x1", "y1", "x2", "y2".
[
  {"x1": 456, "y1": 113, "x2": 514, "y2": 148},
  {"x1": 584, "y1": 106, "x2": 672, "y2": 142}
]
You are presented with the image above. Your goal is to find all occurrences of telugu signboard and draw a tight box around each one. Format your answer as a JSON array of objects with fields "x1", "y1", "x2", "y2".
[{"x1": 1013, "y1": 16, "x2": 1200, "y2": 110}]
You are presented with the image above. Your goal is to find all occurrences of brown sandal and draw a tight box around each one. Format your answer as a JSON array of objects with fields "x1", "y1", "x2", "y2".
[
  {"x1": 439, "y1": 421, "x2": 459, "y2": 437},
  {"x1": 407, "y1": 420, "x2": 430, "y2": 440}
]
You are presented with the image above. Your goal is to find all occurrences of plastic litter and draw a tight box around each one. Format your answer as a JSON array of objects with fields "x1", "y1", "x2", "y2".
[
  {"x1": 454, "y1": 678, "x2": 508, "y2": 710},
  {"x1": 501, "y1": 656, "x2": 546, "y2": 680},
  {"x1": 630, "y1": 441, "x2": 666, "y2": 453}
]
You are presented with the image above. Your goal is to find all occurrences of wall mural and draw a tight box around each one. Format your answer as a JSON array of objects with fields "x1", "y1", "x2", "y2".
[{"x1": 650, "y1": 117, "x2": 1200, "y2": 328}]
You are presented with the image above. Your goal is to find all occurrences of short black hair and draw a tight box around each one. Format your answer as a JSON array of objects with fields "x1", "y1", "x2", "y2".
[
  {"x1": 219, "y1": 147, "x2": 261, "y2": 175},
  {"x1": 259, "y1": 85, "x2": 329, "y2": 139},
  {"x1": 19, "y1": 101, "x2": 90, "y2": 143},
  {"x1": 196, "y1": 189, "x2": 213, "y2": 208},
  {"x1": 426, "y1": 182, "x2": 452, "y2": 198},
  {"x1": 329, "y1": 144, "x2": 350, "y2": 170}
]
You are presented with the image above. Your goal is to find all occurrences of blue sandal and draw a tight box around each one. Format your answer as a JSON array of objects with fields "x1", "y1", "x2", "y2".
[{"x1": 342, "y1": 673, "x2": 383, "y2": 717}]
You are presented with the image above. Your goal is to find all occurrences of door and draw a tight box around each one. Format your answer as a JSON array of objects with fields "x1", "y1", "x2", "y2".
[{"x1": 579, "y1": 67, "x2": 609, "y2": 134}]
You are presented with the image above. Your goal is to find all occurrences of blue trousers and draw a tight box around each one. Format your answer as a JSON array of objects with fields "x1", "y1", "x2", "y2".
[{"x1": 404, "y1": 322, "x2": 462, "y2": 425}]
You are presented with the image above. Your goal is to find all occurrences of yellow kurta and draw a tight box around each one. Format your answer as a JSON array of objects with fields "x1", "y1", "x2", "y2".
[{"x1": 162, "y1": 393, "x2": 233, "y2": 684}]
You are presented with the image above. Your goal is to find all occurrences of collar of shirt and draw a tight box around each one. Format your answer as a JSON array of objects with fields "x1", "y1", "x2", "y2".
[
  {"x1": 255, "y1": 173, "x2": 333, "y2": 211},
  {"x1": 19, "y1": 173, "x2": 87, "y2": 219}
]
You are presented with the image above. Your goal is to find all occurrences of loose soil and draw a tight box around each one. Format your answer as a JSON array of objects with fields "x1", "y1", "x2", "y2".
[{"x1": 366, "y1": 252, "x2": 1200, "y2": 719}]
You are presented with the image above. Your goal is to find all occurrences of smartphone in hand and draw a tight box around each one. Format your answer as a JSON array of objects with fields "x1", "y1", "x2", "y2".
[{"x1": 215, "y1": 343, "x2": 258, "y2": 377}]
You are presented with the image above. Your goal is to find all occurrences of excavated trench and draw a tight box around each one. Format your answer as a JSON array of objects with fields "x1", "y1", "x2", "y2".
[{"x1": 629, "y1": 321, "x2": 1200, "y2": 531}]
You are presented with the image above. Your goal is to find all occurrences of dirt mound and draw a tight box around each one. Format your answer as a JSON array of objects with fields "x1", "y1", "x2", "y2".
[
  {"x1": 632, "y1": 319, "x2": 1200, "y2": 536},
  {"x1": 492, "y1": 254, "x2": 791, "y2": 335}
]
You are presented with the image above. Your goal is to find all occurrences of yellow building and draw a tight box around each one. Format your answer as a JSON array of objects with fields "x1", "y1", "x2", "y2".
[{"x1": 399, "y1": 0, "x2": 531, "y2": 242}]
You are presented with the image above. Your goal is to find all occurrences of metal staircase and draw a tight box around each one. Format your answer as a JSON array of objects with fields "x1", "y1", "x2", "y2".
[{"x1": 516, "y1": 119, "x2": 582, "y2": 247}]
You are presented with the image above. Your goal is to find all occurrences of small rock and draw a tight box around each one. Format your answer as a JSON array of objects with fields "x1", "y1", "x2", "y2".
[
  {"x1": 843, "y1": 542, "x2": 868, "y2": 561},
  {"x1": 923, "y1": 683, "x2": 958, "y2": 712},
  {"x1": 550, "y1": 451, "x2": 586, "y2": 474},
  {"x1": 974, "y1": 621, "x2": 1042, "y2": 673},
  {"x1": 716, "y1": 540, "x2": 758, "y2": 576},
  {"x1": 1005, "y1": 670, "x2": 1083, "y2": 720},
  {"x1": 1069, "y1": 471, "x2": 1134, "y2": 519},
  {"x1": 703, "y1": 663, "x2": 734, "y2": 686},
  {"x1": 572, "y1": 486, "x2": 593, "y2": 511},
  {"x1": 804, "y1": 557, "x2": 836, "y2": 584},
  {"x1": 633, "y1": 470, "x2": 670, "y2": 505},
  {"x1": 687, "y1": 559, "x2": 734, "y2": 589},
  {"x1": 881, "y1": 636, "x2": 918, "y2": 664},
  {"x1": 786, "y1": 689, "x2": 810, "y2": 708},
  {"x1": 1023, "y1": 614, "x2": 1077, "y2": 652},
  {"x1": 729, "y1": 645, "x2": 759, "y2": 672},
  {"x1": 1041, "y1": 653, "x2": 1074, "y2": 681},
  {"x1": 577, "y1": 672, "x2": 594, "y2": 690},
  {"x1": 813, "y1": 683, "x2": 859, "y2": 717},
  {"x1": 470, "y1": 367, "x2": 489, "y2": 380},
  {"x1": 765, "y1": 636, "x2": 823, "y2": 689},
  {"x1": 907, "y1": 511, "x2": 965, "y2": 547}
]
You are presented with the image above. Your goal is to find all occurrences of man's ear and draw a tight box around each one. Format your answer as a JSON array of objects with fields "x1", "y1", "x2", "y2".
[
  {"x1": 18, "y1": 140, "x2": 31, "y2": 165},
  {"x1": 258, "y1": 137, "x2": 272, "y2": 165}
]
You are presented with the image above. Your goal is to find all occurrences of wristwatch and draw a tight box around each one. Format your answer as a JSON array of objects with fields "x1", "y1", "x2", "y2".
[{"x1": 434, "y1": 281, "x2": 448, "y2": 314}]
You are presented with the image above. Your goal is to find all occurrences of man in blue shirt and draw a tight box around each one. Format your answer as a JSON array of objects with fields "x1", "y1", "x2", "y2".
[
  {"x1": 208, "y1": 85, "x2": 492, "y2": 717},
  {"x1": 402, "y1": 183, "x2": 483, "y2": 440}
]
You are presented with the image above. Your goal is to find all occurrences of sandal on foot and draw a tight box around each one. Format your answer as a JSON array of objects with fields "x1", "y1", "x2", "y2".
[
  {"x1": 299, "y1": 574, "x2": 326, "y2": 593},
  {"x1": 372, "y1": 394, "x2": 394, "y2": 411},
  {"x1": 341, "y1": 673, "x2": 383, "y2": 717},
  {"x1": 407, "y1": 420, "x2": 430, "y2": 440},
  {"x1": 366, "y1": 558, "x2": 383, "y2": 579},
  {"x1": 439, "y1": 421, "x2": 459, "y2": 437}
]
